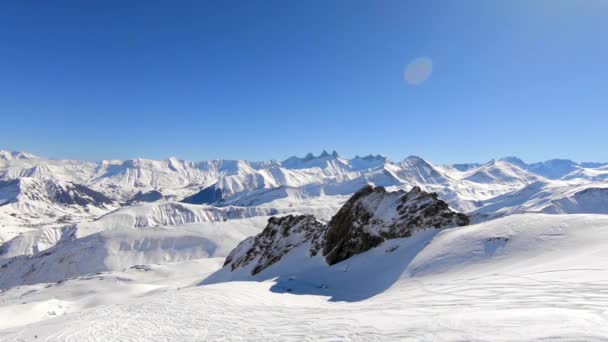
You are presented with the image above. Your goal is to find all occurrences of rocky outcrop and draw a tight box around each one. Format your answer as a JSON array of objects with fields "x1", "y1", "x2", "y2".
[
  {"x1": 224, "y1": 215, "x2": 325, "y2": 275},
  {"x1": 223, "y1": 186, "x2": 470, "y2": 275},
  {"x1": 323, "y1": 186, "x2": 470, "y2": 265}
]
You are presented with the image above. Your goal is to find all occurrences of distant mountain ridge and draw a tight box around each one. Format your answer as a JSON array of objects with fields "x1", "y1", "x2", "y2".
[{"x1": 1, "y1": 149, "x2": 607, "y2": 243}]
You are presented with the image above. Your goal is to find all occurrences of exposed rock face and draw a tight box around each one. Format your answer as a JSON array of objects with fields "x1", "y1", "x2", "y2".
[
  {"x1": 224, "y1": 215, "x2": 325, "y2": 275},
  {"x1": 223, "y1": 186, "x2": 470, "y2": 275},
  {"x1": 323, "y1": 186, "x2": 470, "y2": 265}
]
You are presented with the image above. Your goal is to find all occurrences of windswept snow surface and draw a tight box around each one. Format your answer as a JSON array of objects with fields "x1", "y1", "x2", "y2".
[
  {"x1": 2, "y1": 214, "x2": 608, "y2": 341},
  {"x1": 0, "y1": 217, "x2": 269, "y2": 330}
]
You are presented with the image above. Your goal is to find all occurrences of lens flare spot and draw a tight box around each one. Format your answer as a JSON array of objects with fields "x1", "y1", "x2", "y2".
[{"x1": 404, "y1": 57, "x2": 433, "y2": 86}]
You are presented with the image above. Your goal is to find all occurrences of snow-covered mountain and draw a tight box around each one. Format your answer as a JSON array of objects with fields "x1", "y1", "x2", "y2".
[
  {"x1": 1, "y1": 150, "x2": 608, "y2": 340},
  {"x1": 2, "y1": 150, "x2": 604, "y2": 206},
  {"x1": 0, "y1": 177, "x2": 116, "y2": 244},
  {"x1": 473, "y1": 180, "x2": 608, "y2": 221},
  {"x1": 1, "y1": 149, "x2": 607, "y2": 256}
]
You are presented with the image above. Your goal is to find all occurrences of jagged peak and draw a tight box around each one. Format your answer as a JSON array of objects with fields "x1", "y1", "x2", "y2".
[
  {"x1": 353, "y1": 154, "x2": 386, "y2": 161},
  {"x1": 281, "y1": 151, "x2": 346, "y2": 169},
  {"x1": 223, "y1": 215, "x2": 326, "y2": 275},
  {"x1": 402, "y1": 155, "x2": 429, "y2": 164},
  {"x1": 324, "y1": 185, "x2": 469, "y2": 264},
  {"x1": 285, "y1": 150, "x2": 340, "y2": 162}
]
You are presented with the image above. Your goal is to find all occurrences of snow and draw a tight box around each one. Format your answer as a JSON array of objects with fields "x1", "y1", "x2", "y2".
[
  {"x1": 1, "y1": 150, "x2": 606, "y2": 229},
  {"x1": 1, "y1": 214, "x2": 608, "y2": 340},
  {"x1": 0, "y1": 216, "x2": 269, "y2": 330},
  {"x1": 473, "y1": 180, "x2": 608, "y2": 220},
  {"x1": 1, "y1": 150, "x2": 608, "y2": 340},
  {"x1": 0, "y1": 218, "x2": 266, "y2": 290}
]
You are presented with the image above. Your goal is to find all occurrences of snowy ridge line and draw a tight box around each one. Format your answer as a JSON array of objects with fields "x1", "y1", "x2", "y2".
[{"x1": 1, "y1": 149, "x2": 607, "y2": 211}]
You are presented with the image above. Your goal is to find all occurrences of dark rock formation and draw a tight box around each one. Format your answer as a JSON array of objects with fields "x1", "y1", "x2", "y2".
[
  {"x1": 223, "y1": 185, "x2": 470, "y2": 275},
  {"x1": 224, "y1": 215, "x2": 325, "y2": 275},
  {"x1": 323, "y1": 185, "x2": 469, "y2": 265}
]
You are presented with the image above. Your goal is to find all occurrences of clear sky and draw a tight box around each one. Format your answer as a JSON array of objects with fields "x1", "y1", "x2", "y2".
[{"x1": 1, "y1": 1, "x2": 607, "y2": 163}]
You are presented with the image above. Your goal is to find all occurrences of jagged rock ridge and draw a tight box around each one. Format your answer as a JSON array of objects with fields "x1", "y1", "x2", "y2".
[
  {"x1": 224, "y1": 185, "x2": 470, "y2": 275},
  {"x1": 323, "y1": 185, "x2": 470, "y2": 265},
  {"x1": 224, "y1": 215, "x2": 325, "y2": 275}
]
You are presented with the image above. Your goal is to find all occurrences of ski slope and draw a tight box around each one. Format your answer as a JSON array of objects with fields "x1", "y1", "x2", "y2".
[{"x1": 2, "y1": 214, "x2": 608, "y2": 341}]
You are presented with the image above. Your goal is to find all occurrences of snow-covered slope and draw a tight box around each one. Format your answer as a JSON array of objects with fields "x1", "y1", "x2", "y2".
[
  {"x1": 462, "y1": 160, "x2": 541, "y2": 186},
  {"x1": 0, "y1": 177, "x2": 116, "y2": 244},
  {"x1": 0, "y1": 202, "x2": 274, "y2": 259},
  {"x1": 0, "y1": 216, "x2": 268, "y2": 290},
  {"x1": 2, "y1": 214, "x2": 608, "y2": 340},
  {"x1": 0, "y1": 229, "x2": 217, "y2": 290},
  {"x1": 473, "y1": 181, "x2": 608, "y2": 221},
  {"x1": 208, "y1": 213, "x2": 608, "y2": 301},
  {"x1": 0, "y1": 177, "x2": 113, "y2": 208}
]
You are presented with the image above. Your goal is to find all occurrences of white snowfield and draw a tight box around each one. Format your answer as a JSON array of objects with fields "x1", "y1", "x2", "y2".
[
  {"x1": 1, "y1": 150, "x2": 608, "y2": 340},
  {"x1": 0, "y1": 217, "x2": 269, "y2": 331},
  {"x1": 1, "y1": 214, "x2": 608, "y2": 341}
]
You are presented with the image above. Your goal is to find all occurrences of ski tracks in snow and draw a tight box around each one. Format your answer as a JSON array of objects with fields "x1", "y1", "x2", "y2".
[{"x1": 3, "y1": 270, "x2": 608, "y2": 341}]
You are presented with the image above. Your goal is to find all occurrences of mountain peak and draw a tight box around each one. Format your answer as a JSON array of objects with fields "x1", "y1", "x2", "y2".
[
  {"x1": 403, "y1": 155, "x2": 427, "y2": 163},
  {"x1": 319, "y1": 150, "x2": 340, "y2": 158},
  {"x1": 499, "y1": 156, "x2": 527, "y2": 169},
  {"x1": 282, "y1": 150, "x2": 343, "y2": 169}
]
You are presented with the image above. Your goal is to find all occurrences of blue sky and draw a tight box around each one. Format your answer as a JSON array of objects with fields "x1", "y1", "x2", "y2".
[{"x1": 1, "y1": 1, "x2": 606, "y2": 163}]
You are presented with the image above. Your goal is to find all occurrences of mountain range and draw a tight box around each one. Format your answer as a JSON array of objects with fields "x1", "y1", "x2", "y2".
[
  {"x1": 1, "y1": 149, "x2": 607, "y2": 259},
  {"x1": 1, "y1": 149, "x2": 608, "y2": 339}
]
